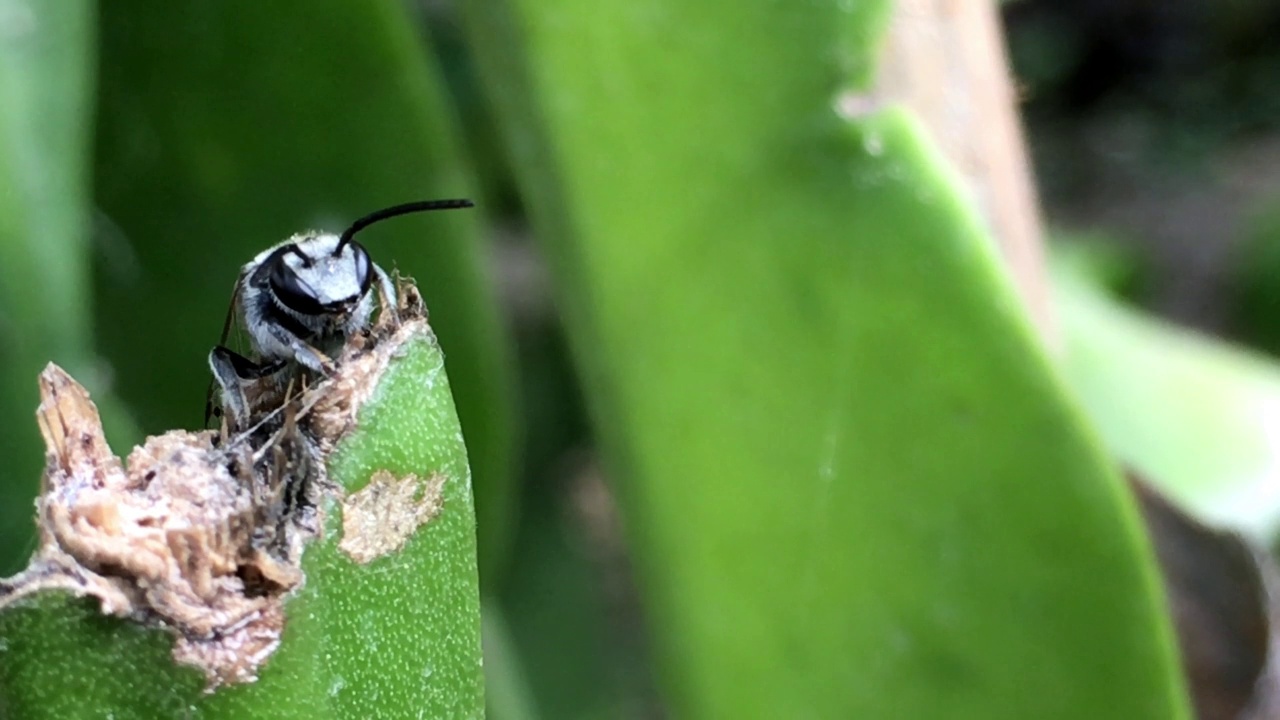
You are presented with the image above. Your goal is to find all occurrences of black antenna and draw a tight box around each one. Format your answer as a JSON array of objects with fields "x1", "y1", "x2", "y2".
[{"x1": 337, "y1": 199, "x2": 474, "y2": 252}]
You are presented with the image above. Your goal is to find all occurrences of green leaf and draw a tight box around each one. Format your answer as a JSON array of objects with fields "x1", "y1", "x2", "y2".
[
  {"x1": 92, "y1": 0, "x2": 518, "y2": 581},
  {"x1": 0, "y1": 0, "x2": 91, "y2": 571},
  {"x1": 0, "y1": 593, "x2": 207, "y2": 717},
  {"x1": 0, "y1": 0, "x2": 92, "y2": 365},
  {"x1": 287, "y1": 333, "x2": 485, "y2": 718},
  {"x1": 0, "y1": 0, "x2": 138, "y2": 574},
  {"x1": 465, "y1": 1, "x2": 1189, "y2": 717},
  {"x1": 1054, "y1": 249, "x2": 1280, "y2": 540},
  {"x1": 0, "y1": 329, "x2": 483, "y2": 718}
]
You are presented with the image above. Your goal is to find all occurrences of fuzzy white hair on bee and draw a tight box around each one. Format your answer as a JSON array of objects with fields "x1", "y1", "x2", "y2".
[{"x1": 206, "y1": 198, "x2": 474, "y2": 427}]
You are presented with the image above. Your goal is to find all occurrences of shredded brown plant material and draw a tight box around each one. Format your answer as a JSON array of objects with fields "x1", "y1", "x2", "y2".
[{"x1": 0, "y1": 282, "x2": 433, "y2": 689}]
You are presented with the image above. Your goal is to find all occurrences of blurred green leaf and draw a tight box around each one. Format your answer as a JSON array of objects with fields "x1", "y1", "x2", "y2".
[
  {"x1": 92, "y1": 0, "x2": 518, "y2": 582},
  {"x1": 483, "y1": 600, "x2": 539, "y2": 720},
  {"x1": 0, "y1": 0, "x2": 138, "y2": 574},
  {"x1": 489, "y1": 315, "x2": 636, "y2": 719},
  {"x1": 0, "y1": 1, "x2": 91, "y2": 358},
  {"x1": 1, "y1": 330, "x2": 483, "y2": 718},
  {"x1": 495, "y1": 475, "x2": 633, "y2": 720},
  {"x1": 467, "y1": 0, "x2": 1189, "y2": 716},
  {"x1": 1055, "y1": 249, "x2": 1280, "y2": 541}
]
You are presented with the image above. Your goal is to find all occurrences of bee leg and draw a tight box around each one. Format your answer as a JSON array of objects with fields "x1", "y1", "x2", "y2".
[
  {"x1": 374, "y1": 263, "x2": 399, "y2": 323},
  {"x1": 208, "y1": 347, "x2": 252, "y2": 430},
  {"x1": 290, "y1": 342, "x2": 334, "y2": 375},
  {"x1": 260, "y1": 322, "x2": 335, "y2": 375},
  {"x1": 207, "y1": 346, "x2": 288, "y2": 429},
  {"x1": 218, "y1": 346, "x2": 286, "y2": 379}
]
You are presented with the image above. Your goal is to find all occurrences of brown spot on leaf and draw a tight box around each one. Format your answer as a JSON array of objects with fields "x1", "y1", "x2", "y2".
[{"x1": 339, "y1": 470, "x2": 446, "y2": 564}]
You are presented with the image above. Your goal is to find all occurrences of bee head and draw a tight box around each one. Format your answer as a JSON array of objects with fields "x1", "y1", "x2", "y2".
[
  {"x1": 265, "y1": 198, "x2": 473, "y2": 317},
  {"x1": 268, "y1": 234, "x2": 371, "y2": 316}
]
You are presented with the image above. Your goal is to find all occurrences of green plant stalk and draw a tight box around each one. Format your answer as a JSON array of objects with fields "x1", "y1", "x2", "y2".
[
  {"x1": 0, "y1": 331, "x2": 484, "y2": 718},
  {"x1": 466, "y1": 0, "x2": 1189, "y2": 716}
]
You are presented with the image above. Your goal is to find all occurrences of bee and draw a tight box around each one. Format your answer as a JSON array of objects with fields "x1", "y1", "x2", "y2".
[{"x1": 206, "y1": 199, "x2": 474, "y2": 427}]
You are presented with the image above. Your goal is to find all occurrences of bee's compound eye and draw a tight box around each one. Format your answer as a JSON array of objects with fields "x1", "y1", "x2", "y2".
[
  {"x1": 351, "y1": 242, "x2": 372, "y2": 294},
  {"x1": 269, "y1": 258, "x2": 325, "y2": 315}
]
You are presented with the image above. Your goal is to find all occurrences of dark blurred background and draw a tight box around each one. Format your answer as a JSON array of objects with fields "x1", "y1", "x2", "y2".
[{"x1": 1004, "y1": 0, "x2": 1280, "y2": 339}]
